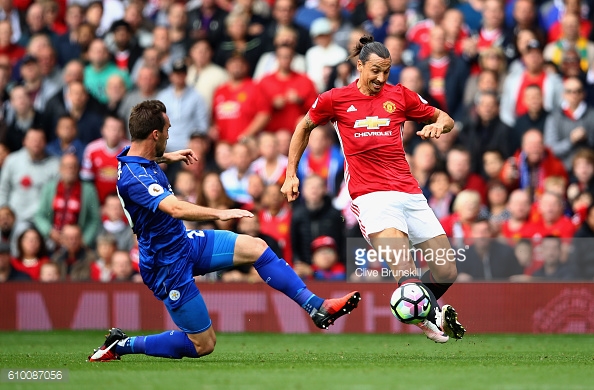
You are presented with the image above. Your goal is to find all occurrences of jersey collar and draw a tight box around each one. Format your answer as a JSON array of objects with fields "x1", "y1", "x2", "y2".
[{"x1": 117, "y1": 145, "x2": 154, "y2": 164}]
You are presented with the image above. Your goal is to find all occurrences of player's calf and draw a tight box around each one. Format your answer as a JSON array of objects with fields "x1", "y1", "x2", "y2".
[{"x1": 188, "y1": 328, "x2": 217, "y2": 356}]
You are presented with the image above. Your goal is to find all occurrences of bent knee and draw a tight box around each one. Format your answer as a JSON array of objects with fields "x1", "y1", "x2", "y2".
[
  {"x1": 434, "y1": 263, "x2": 457, "y2": 283},
  {"x1": 193, "y1": 334, "x2": 216, "y2": 357},
  {"x1": 246, "y1": 236, "x2": 269, "y2": 261}
]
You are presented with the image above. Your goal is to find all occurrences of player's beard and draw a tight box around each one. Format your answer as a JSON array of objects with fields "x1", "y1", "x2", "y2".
[{"x1": 156, "y1": 140, "x2": 166, "y2": 158}]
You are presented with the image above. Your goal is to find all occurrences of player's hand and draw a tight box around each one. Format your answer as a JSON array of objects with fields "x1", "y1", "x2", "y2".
[
  {"x1": 162, "y1": 149, "x2": 199, "y2": 165},
  {"x1": 417, "y1": 123, "x2": 449, "y2": 140},
  {"x1": 281, "y1": 175, "x2": 300, "y2": 202},
  {"x1": 217, "y1": 209, "x2": 254, "y2": 221}
]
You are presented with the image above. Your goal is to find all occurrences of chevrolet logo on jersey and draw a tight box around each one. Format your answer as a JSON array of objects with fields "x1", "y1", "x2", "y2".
[{"x1": 354, "y1": 116, "x2": 390, "y2": 130}]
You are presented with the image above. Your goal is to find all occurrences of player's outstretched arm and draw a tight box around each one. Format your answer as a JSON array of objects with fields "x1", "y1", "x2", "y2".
[
  {"x1": 281, "y1": 112, "x2": 318, "y2": 202},
  {"x1": 158, "y1": 195, "x2": 253, "y2": 221},
  {"x1": 416, "y1": 108, "x2": 455, "y2": 140},
  {"x1": 156, "y1": 149, "x2": 199, "y2": 165}
]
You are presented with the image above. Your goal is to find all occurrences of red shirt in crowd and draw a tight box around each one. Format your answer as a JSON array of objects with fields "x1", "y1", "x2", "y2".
[
  {"x1": 81, "y1": 139, "x2": 130, "y2": 204},
  {"x1": 259, "y1": 70, "x2": 317, "y2": 133}
]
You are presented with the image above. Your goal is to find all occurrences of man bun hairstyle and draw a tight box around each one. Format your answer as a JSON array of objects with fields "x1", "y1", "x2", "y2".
[
  {"x1": 348, "y1": 35, "x2": 390, "y2": 63},
  {"x1": 129, "y1": 100, "x2": 167, "y2": 141}
]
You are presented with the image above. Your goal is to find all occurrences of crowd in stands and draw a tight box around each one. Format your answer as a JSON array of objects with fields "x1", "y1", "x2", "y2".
[{"x1": 1, "y1": 0, "x2": 594, "y2": 284}]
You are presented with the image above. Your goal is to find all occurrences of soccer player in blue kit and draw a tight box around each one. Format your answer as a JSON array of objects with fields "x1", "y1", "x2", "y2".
[{"x1": 88, "y1": 100, "x2": 360, "y2": 362}]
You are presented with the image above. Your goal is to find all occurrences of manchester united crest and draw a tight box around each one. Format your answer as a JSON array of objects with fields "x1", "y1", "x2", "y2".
[{"x1": 383, "y1": 101, "x2": 396, "y2": 113}]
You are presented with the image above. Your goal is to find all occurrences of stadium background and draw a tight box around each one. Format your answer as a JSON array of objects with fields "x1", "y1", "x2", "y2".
[{"x1": 0, "y1": 0, "x2": 594, "y2": 336}]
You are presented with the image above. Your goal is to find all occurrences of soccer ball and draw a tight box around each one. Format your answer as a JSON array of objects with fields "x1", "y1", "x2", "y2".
[{"x1": 390, "y1": 284, "x2": 431, "y2": 324}]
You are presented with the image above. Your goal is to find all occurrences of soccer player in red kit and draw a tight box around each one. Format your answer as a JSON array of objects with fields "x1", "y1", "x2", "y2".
[{"x1": 281, "y1": 36, "x2": 466, "y2": 343}]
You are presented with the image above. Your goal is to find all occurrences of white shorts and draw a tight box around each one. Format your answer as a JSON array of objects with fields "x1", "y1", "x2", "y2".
[{"x1": 351, "y1": 191, "x2": 445, "y2": 246}]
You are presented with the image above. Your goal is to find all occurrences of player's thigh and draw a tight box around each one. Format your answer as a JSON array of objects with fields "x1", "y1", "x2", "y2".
[
  {"x1": 232, "y1": 234, "x2": 268, "y2": 266},
  {"x1": 352, "y1": 191, "x2": 409, "y2": 244},
  {"x1": 166, "y1": 291, "x2": 213, "y2": 335},
  {"x1": 192, "y1": 230, "x2": 238, "y2": 274},
  {"x1": 404, "y1": 194, "x2": 447, "y2": 246}
]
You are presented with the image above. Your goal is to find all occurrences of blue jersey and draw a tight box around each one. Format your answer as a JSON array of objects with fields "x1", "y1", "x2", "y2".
[{"x1": 116, "y1": 146, "x2": 191, "y2": 271}]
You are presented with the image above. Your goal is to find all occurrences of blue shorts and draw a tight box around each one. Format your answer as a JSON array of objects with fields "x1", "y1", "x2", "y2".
[{"x1": 158, "y1": 230, "x2": 238, "y2": 333}]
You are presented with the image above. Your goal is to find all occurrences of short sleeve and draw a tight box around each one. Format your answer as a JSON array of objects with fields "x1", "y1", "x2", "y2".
[
  {"x1": 308, "y1": 90, "x2": 334, "y2": 125},
  {"x1": 125, "y1": 173, "x2": 171, "y2": 212},
  {"x1": 402, "y1": 85, "x2": 436, "y2": 122}
]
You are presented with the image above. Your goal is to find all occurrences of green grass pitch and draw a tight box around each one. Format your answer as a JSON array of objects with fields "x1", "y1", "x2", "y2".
[{"x1": 0, "y1": 331, "x2": 593, "y2": 389}]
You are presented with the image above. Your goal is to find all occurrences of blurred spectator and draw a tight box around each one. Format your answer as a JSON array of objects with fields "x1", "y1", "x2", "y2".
[
  {"x1": 53, "y1": 3, "x2": 84, "y2": 66},
  {"x1": 558, "y1": 47, "x2": 587, "y2": 81},
  {"x1": 0, "y1": 205, "x2": 16, "y2": 255},
  {"x1": 165, "y1": 2, "x2": 190, "y2": 63},
  {"x1": 446, "y1": 146, "x2": 488, "y2": 203},
  {"x1": 249, "y1": 132, "x2": 287, "y2": 186},
  {"x1": 459, "y1": 91, "x2": 512, "y2": 176},
  {"x1": 544, "y1": 77, "x2": 594, "y2": 170},
  {"x1": 197, "y1": 171, "x2": 240, "y2": 230},
  {"x1": 482, "y1": 149, "x2": 505, "y2": 182},
  {"x1": 0, "y1": 241, "x2": 30, "y2": 281},
  {"x1": 148, "y1": 26, "x2": 174, "y2": 75},
  {"x1": 291, "y1": 173, "x2": 344, "y2": 265},
  {"x1": 567, "y1": 148, "x2": 594, "y2": 196},
  {"x1": 103, "y1": 74, "x2": 127, "y2": 117},
  {"x1": 34, "y1": 153, "x2": 101, "y2": 249},
  {"x1": 90, "y1": 232, "x2": 116, "y2": 282},
  {"x1": 384, "y1": 34, "x2": 409, "y2": 85},
  {"x1": 418, "y1": 25, "x2": 468, "y2": 121},
  {"x1": 118, "y1": 66, "x2": 161, "y2": 133},
  {"x1": 512, "y1": 238, "x2": 533, "y2": 274},
  {"x1": 427, "y1": 169, "x2": 454, "y2": 220},
  {"x1": 262, "y1": 0, "x2": 311, "y2": 56},
  {"x1": 463, "y1": 47, "x2": 506, "y2": 108},
  {"x1": 130, "y1": 45, "x2": 170, "y2": 87},
  {"x1": 36, "y1": 44, "x2": 61, "y2": 88},
  {"x1": 438, "y1": 8, "x2": 469, "y2": 60},
  {"x1": 173, "y1": 170, "x2": 198, "y2": 203},
  {"x1": 220, "y1": 142, "x2": 253, "y2": 204},
  {"x1": 120, "y1": 1, "x2": 153, "y2": 49},
  {"x1": 98, "y1": 193, "x2": 134, "y2": 252},
  {"x1": 18, "y1": 2, "x2": 53, "y2": 47},
  {"x1": 45, "y1": 115, "x2": 85, "y2": 163},
  {"x1": 233, "y1": 0, "x2": 269, "y2": 38},
  {"x1": 38, "y1": 261, "x2": 60, "y2": 282},
  {"x1": 456, "y1": 218, "x2": 523, "y2": 281},
  {"x1": 258, "y1": 183, "x2": 292, "y2": 264},
  {"x1": 261, "y1": 44, "x2": 317, "y2": 133},
  {"x1": 531, "y1": 235, "x2": 576, "y2": 280},
  {"x1": 500, "y1": 189, "x2": 537, "y2": 243},
  {"x1": 59, "y1": 81, "x2": 104, "y2": 146},
  {"x1": 487, "y1": 180, "x2": 510, "y2": 233},
  {"x1": 500, "y1": 129, "x2": 567, "y2": 199},
  {"x1": 214, "y1": 141, "x2": 233, "y2": 171},
  {"x1": 324, "y1": 28, "x2": 365, "y2": 90},
  {"x1": 544, "y1": 13, "x2": 594, "y2": 73},
  {"x1": 473, "y1": 0, "x2": 514, "y2": 64},
  {"x1": 244, "y1": 173, "x2": 265, "y2": 212},
  {"x1": 546, "y1": 0, "x2": 592, "y2": 44},
  {"x1": 295, "y1": 235, "x2": 346, "y2": 280},
  {"x1": 157, "y1": 59, "x2": 208, "y2": 153},
  {"x1": 80, "y1": 115, "x2": 129, "y2": 204},
  {"x1": 214, "y1": 10, "x2": 265, "y2": 76},
  {"x1": 500, "y1": 39, "x2": 563, "y2": 127},
  {"x1": 1, "y1": 85, "x2": 44, "y2": 152},
  {"x1": 0, "y1": 128, "x2": 59, "y2": 230},
  {"x1": 296, "y1": 126, "x2": 344, "y2": 198},
  {"x1": 187, "y1": 0, "x2": 227, "y2": 44},
  {"x1": 51, "y1": 223, "x2": 94, "y2": 281},
  {"x1": 361, "y1": 0, "x2": 389, "y2": 46},
  {"x1": 512, "y1": 85, "x2": 548, "y2": 152},
  {"x1": 111, "y1": 250, "x2": 141, "y2": 282},
  {"x1": 440, "y1": 189, "x2": 484, "y2": 248},
  {"x1": 305, "y1": 17, "x2": 347, "y2": 93},
  {"x1": 84, "y1": 39, "x2": 132, "y2": 105},
  {"x1": 74, "y1": 22, "x2": 95, "y2": 63},
  {"x1": 456, "y1": 0, "x2": 483, "y2": 33},
  {"x1": 318, "y1": 0, "x2": 353, "y2": 49},
  {"x1": 0, "y1": 20, "x2": 24, "y2": 66},
  {"x1": 406, "y1": 0, "x2": 447, "y2": 54},
  {"x1": 0, "y1": 0, "x2": 23, "y2": 44},
  {"x1": 211, "y1": 54, "x2": 270, "y2": 143},
  {"x1": 507, "y1": 0, "x2": 546, "y2": 46},
  {"x1": 19, "y1": 53, "x2": 59, "y2": 113},
  {"x1": 10, "y1": 227, "x2": 49, "y2": 280},
  {"x1": 254, "y1": 25, "x2": 306, "y2": 81},
  {"x1": 106, "y1": 20, "x2": 142, "y2": 73},
  {"x1": 570, "y1": 203, "x2": 594, "y2": 279},
  {"x1": 410, "y1": 141, "x2": 437, "y2": 196},
  {"x1": 186, "y1": 39, "x2": 229, "y2": 115}
]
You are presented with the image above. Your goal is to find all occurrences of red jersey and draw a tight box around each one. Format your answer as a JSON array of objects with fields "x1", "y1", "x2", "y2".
[
  {"x1": 81, "y1": 139, "x2": 130, "y2": 204},
  {"x1": 308, "y1": 81, "x2": 435, "y2": 200},
  {"x1": 428, "y1": 58, "x2": 449, "y2": 111},
  {"x1": 10, "y1": 257, "x2": 50, "y2": 281},
  {"x1": 500, "y1": 220, "x2": 540, "y2": 244},
  {"x1": 516, "y1": 72, "x2": 546, "y2": 117},
  {"x1": 213, "y1": 79, "x2": 270, "y2": 144},
  {"x1": 526, "y1": 216, "x2": 576, "y2": 275},
  {"x1": 258, "y1": 71, "x2": 318, "y2": 133},
  {"x1": 258, "y1": 207, "x2": 293, "y2": 265}
]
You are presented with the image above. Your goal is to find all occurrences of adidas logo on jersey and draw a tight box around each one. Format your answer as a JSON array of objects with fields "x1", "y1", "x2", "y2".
[{"x1": 347, "y1": 105, "x2": 357, "y2": 112}]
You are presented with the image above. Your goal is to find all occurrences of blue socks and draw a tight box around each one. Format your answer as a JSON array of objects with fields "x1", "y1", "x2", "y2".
[
  {"x1": 254, "y1": 247, "x2": 324, "y2": 315},
  {"x1": 115, "y1": 331, "x2": 198, "y2": 359}
]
